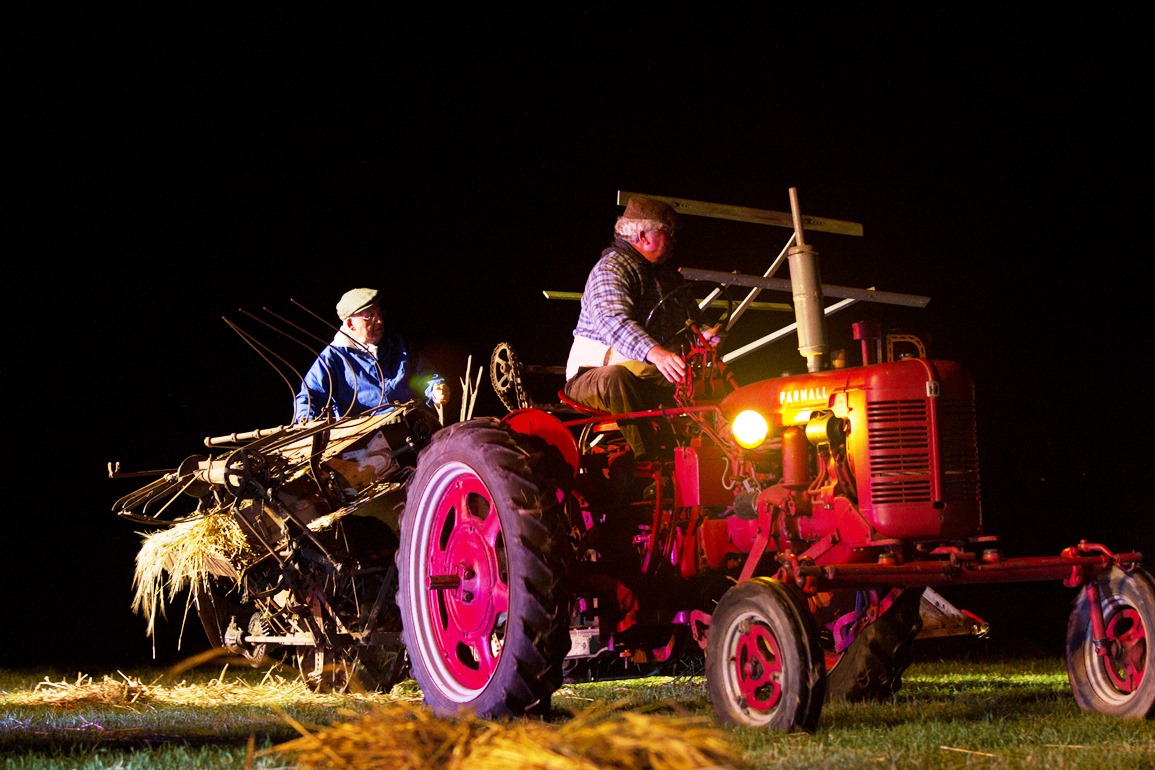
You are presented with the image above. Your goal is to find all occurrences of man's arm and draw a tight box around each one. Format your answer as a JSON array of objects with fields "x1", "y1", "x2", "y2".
[
  {"x1": 293, "y1": 349, "x2": 337, "y2": 422},
  {"x1": 584, "y1": 257, "x2": 661, "y2": 362},
  {"x1": 644, "y1": 343, "x2": 689, "y2": 384},
  {"x1": 394, "y1": 333, "x2": 449, "y2": 407}
]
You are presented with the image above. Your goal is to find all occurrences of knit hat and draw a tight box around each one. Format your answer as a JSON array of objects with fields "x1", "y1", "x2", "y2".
[
  {"x1": 336, "y1": 288, "x2": 379, "y2": 321},
  {"x1": 621, "y1": 196, "x2": 677, "y2": 230}
]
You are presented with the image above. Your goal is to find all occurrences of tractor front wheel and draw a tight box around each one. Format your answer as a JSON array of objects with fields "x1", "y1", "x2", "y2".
[
  {"x1": 706, "y1": 578, "x2": 826, "y2": 731},
  {"x1": 1067, "y1": 565, "x2": 1154, "y2": 718}
]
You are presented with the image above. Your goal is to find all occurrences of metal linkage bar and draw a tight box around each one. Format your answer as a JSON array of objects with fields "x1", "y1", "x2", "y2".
[
  {"x1": 616, "y1": 190, "x2": 864, "y2": 237},
  {"x1": 680, "y1": 268, "x2": 930, "y2": 309}
]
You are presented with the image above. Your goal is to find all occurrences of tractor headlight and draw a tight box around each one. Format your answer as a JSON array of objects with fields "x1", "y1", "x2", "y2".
[{"x1": 731, "y1": 410, "x2": 769, "y2": 448}]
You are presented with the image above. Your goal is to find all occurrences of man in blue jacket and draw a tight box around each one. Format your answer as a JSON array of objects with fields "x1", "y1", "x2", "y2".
[{"x1": 293, "y1": 287, "x2": 449, "y2": 422}]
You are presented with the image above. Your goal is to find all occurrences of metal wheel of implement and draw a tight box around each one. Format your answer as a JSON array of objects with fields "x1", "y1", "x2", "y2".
[
  {"x1": 194, "y1": 577, "x2": 258, "y2": 659},
  {"x1": 296, "y1": 644, "x2": 408, "y2": 694},
  {"x1": 397, "y1": 418, "x2": 572, "y2": 718},
  {"x1": 1067, "y1": 565, "x2": 1155, "y2": 718},
  {"x1": 706, "y1": 577, "x2": 826, "y2": 731}
]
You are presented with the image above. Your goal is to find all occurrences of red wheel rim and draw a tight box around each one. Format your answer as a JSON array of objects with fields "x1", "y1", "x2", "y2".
[
  {"x1": 734, "y1": 620, "x2": 784, "y2": 711},
  {"x1": 1101, "y1": 607, "x2": 1147, "y2": 693},
  {"x1": 425, "y1": 473, "x2": 509, "y2": 689}
]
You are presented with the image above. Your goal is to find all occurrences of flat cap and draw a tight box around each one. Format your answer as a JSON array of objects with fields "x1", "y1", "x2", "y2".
[
  {"x1": 621, "y1": 196, "x2": 677, "y2": 230},
  {"x1": 336, "y1": 288, "x2": 379, "y2": 321}
]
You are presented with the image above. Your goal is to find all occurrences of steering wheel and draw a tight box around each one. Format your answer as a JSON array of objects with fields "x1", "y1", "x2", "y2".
[{"x1": 645, "y1": 281, "x2": 734, "y2": 347}]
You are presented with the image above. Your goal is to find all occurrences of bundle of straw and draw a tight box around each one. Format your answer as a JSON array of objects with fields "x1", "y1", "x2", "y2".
[{"x1": 131, "y1": 512, "x2": 254, "y2": 638}]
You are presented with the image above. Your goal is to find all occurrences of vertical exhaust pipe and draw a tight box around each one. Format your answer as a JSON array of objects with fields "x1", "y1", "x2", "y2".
[{"x1": 787, "y1": 187, "x2": 829, "y2": 372}]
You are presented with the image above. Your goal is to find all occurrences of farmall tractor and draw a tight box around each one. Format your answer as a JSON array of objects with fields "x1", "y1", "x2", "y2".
[
  {"x1": 395, "y1": 189, "x2": 1152, "y2": 730},
  {"x1": 109, "y1": 189, "x2": 1151, "y2": 732}
]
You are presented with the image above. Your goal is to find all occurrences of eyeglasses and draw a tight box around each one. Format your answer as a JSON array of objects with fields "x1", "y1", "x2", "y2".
[
  {"x1": 351, "y1": 309, "x2": 382, "y2": 322},
  {"x1": 654, "y1": 226, "x2": 676, "y2": 242}
]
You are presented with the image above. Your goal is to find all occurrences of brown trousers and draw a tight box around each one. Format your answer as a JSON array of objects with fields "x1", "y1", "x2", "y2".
[{"x1": 563, "y1": 363, "x2": 676, "y2": 460}]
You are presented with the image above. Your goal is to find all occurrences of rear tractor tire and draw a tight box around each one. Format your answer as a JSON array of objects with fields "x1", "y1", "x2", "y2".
[{"x1": 397, "y1": 418, "x2": 572, "y2": 719}]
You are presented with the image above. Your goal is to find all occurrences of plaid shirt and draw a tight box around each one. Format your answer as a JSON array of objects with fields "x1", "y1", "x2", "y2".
[{"x1": 571, "y1": 241, "x2": 689, "y2": 363}]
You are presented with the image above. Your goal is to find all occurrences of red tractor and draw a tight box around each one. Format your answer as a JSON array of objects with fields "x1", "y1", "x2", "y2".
[
  {"x1": 395, "y1": 189, "x2": 1152, "y2": 730},
  {"x1": 110, "y1": 188, "x2": 1150, "y2": 731}
]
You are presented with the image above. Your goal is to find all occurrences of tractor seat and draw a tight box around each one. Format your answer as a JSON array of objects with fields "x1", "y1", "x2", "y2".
[
  {"x1": 556, "y1": 390, "x2": 611, "y2": 417},
  {"x1": 556, "y1": 390, "x2": 621, "y2": 436}
]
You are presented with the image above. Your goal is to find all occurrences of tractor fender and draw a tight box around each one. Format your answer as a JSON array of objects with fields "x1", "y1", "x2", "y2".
[{"x1": 502, "y1": 408, "x2": 580, "y2": 481}]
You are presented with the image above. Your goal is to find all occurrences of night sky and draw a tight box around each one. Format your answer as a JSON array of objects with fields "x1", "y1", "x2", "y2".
[{"x1": 10, "y1": 8, "x2": 1150, "y2": 670}]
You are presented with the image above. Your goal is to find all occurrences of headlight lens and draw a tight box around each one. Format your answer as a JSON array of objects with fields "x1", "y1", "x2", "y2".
[{"x1": 731, "y1": 410, "x2": 769, "y2": 448}]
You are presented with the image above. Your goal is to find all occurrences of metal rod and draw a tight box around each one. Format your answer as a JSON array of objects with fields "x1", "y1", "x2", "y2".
[
  {"x1": 680, "y1": 268, "x2": 930, "y2": 308},
  {"x1": 721, "y1": 234, "x2": 796, "y2": 332},
  {"x1": 721, "y1": 296, "x2": 861, "y2": 363},
  {"x1": 542, "y1": 290, "x2": 790, "y2": 312},
  {"x1": 615, "y1": 190, "x2": 863, "y2": 237}
]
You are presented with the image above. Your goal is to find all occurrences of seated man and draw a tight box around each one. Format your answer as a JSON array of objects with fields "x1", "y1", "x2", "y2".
[
  {"x1": 293, "y1": 287, "x2": 449, "y2": 422},
  {"x1": 563, "y1": 196, "x2": 718, "y2": 462}
]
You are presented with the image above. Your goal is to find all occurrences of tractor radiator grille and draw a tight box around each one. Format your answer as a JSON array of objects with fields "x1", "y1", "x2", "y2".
[
  {"x1": 936, "y1": 397, "x2": 980, "y2": 502},
  {"x1": 866, "y1": 397, "x2": 979, "y2": 504},
  {"x1": 867, "y1": 399, "x2": 931, "y2": 503}
]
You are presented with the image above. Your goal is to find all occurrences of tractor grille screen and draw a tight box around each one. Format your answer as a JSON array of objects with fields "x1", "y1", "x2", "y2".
[
  {"x1": 866, "y1": 397, "x2": 979, "y2": 504},
  {"x1": 867, "y1": 399, "x2": 931, "y2": 503},
  {"x1": 937, "y1": 397, "x2": 980, "y2": 501}
]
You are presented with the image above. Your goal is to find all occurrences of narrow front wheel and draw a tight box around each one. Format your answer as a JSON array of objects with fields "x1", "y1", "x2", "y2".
[
  {"x1": 706, "y1": 578, "x2": 826, "y2": 731},
  {"x1": 1067, "y1": 565, "x2": 1154, "y2": 718}
]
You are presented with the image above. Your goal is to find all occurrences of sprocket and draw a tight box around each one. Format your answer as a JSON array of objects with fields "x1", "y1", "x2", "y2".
[{"x1": 489, "y1": 341, "x2": 529, "y2": 412}]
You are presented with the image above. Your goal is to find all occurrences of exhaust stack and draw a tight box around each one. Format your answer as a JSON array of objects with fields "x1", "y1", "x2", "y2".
[{"x1": 787, "y1": 187, "x2": 828, "y2": 372}]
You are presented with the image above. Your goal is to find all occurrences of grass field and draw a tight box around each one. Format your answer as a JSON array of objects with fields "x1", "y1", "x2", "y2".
[{"x1": 2, "y1": 655, "x2": 1152, "y2": 769}]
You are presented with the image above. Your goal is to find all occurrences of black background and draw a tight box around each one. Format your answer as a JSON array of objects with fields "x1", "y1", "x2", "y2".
[{"x1": 8, "y1": 8, "x2": 1150, "y2": 670}]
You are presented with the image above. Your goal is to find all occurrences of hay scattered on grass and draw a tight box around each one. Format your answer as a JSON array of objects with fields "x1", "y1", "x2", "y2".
[
  {"x1": 22, "y1": 663, "x2": 320, "y2": 709},
  {"x1": 21, "y1": 669, "x2": 746, "y2": 768},
  {"x1": 31, "y1": 672, "x2": 155, "y2": 708},
  {"x1": 265, "y1": 698, "x2": 749, "y2": 770}
]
